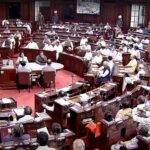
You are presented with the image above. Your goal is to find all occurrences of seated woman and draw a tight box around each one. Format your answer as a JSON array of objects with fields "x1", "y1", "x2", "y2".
[
  {"x1": 115, "y1": 102, "x2": 132, "y2": 122},
  {"x1": 16, "y1": 52, "x2": 29, "y2": 66}
]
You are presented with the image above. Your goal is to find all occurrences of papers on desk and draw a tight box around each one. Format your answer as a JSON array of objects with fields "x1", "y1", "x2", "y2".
[
  {"x1": 99, "y1": 87, "x2": 107, "y2": 92},
  {"x1": 60, "y1": 86, "x2": 71, "y2": 92},
  {"x1": 2, "y1": 59, "x2": 14, "y2": 69},
  {"x1": 13, "y1": 108, "x2": 24, "y2": 116},
  {"x1": 1, "y1": 98, "x2": 12, "y2": 104},
  {"x1": 55, "y1": 98, "x2": 70, "y2": 106},
  {"x1": 80, "y1": 93, "x2": 89, "y2": 102},
  {"x1": 36, "y1": 112, "x2": 51, "y2": 120},
  {"x1": 76, "y1": 81, "x2": 83, "y2": 85},
  {"x1": 38, "y1": 91, "x2": 48, "y2": 97},
  {"x1": 108, "y1": 82, "x2": 116, "y2": 86},
  {"x1": 28, "y1": 62, "x2": 44, "y2": 71}
]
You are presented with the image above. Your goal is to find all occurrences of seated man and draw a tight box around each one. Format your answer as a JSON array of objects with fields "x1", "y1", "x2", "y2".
[
  {"x1": 2, "y1": 37, "x2": 13, "y2": 49},
  {"x1": 115, "y1": 102, "x2": 132, "y2": 122},
  {"x1": 80, "y1": 36, "x2": 88, "y2": 46},
  {"x1": 62, "y1": 36, "x2": 74, "y2": 51},
  {"x1": 43, "y1": 41, "x2": 55, "y2": 51},
  {"x1": 36, "y1": 131, "x2": 55, "y2": 150},
  {"x1": 122, "y1": 64, "x2": 145, "y2": 92},
  {"x1": 96, "y1": 61, "x2": 111, "y2": 85},
  {"x1": 91, "y1": 52, "x2": 103, "y2": 65},
  {"x1": 80, "y1": 42, "x2": 91, "y2": 51},
  {"x1": 73, "y1": 139, "x2": 85, "y2": 150},
  {"x1": 25, "y1": 38, "x2": 39, "y2": 49},
  {"x1": 83, "y1": 49, "x2": 93, "y2": 61},
  {"x1": 2, "y1": 124, "x2": 30, "y2": 143},
  {"x1": 111, "y1": 125, "x2": 149, "y2": 150},
  {"x1": 54, "y1": 41, "x2": 63, "y2": 60},
  {"x1": 125, "y1": 56, "x2": 138, "y2": 73},
  {"x1": 43, "y1": 35, "x2": 51, "y2": 45},
  {"x1": 17, "y1": 61, "x2": 31, "y2": 73},
  {"x1": 42, "y1": 59, "x2": 56, "y2": 73},
  {"x1": 23, "y1": 23, "x2": 31, "y2": 34},
  {"x1": 2, "y1": 19, "x2": 9, "y2": 27},
  {"x1": 3, "y1": 27, "x2": 10, "y2": 33},
  {"x1": 36, "y1": 51, "x2": 47, "y2": 65},
  {"x1": 18, "y1": 106, "x2": 34, "y2": 124}
]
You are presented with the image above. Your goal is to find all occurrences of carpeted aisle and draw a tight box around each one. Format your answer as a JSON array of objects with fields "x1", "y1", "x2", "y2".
[{"x1": 0, "y1": 70, "x2": 83, "y2": 112}]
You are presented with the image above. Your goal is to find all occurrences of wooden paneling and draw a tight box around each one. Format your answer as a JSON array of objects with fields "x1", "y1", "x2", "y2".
[
  {"x1": 0, "y1": 2, "x2": 6, "y2": 19},
  {"x1": 0, "y1": 0, "x2": 149, "y2": 29}
]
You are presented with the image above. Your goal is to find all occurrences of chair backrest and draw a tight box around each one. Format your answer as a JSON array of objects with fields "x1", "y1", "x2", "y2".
[
  {"x1": 17, "y1": 72, "x2": 31, "y2": 86},
  {"x1": 43, "y1": 71, "x2": 55, "y2": 87}
]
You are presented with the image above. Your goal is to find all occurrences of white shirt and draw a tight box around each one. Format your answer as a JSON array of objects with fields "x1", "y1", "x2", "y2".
[
  {"x1": 81, "y1": 44, "x2": 91, "y2": 51},
  {"x1": 92, "y1": 55, "x2": 103, "y2": 64},
  {"x1": 25, "y1": 42, "x2": 39, "y2": 49},
  {"x1": 17, "y1": 115, "x2": 34, "y2": 124},
  {"x1": 132, "y1": 104, "x2": 150, "y2": 129},
  {"x1": 16, "y1": 56, "x2": 28, "y2": 64},
  {"x1": 2, "y1": 40, "x2": 13, "y2": 49},
  {"x1": 84, "y1": 52, "x2": 92, "y2": 61},
  {"x1": 80, "y1": 38, "x2": 88, "y2": 46},
  {"x1": 112, "y1": 50, "x2": 122, "y2": 61},
  {"x1": 138, "y1": 43, "x2": 144, "y2": 50},
  {"x1": 36, "y1": 146, "x2": 55, "y2": 150},
  {"x1": 54, "y1": 44, "x2": 63, "y2": 53},
  {"x1": 141, "y1": 39, "x2": 149, "y2": 44},
  {"x1": 24, "y1": 24, "x2": 31, "y2": 34},
  {"x1": 100, "y1": 48, "x2": 111, "y2": 56},
  {"x1": 100, "y1": 40, "x2": 106, "y2": 47},
  {"x1": 43, "y1": 44, "x2": 55, "y2": 51},
  {"x1": 108, "y1": 60, "x2": 114, "y2": 72}
]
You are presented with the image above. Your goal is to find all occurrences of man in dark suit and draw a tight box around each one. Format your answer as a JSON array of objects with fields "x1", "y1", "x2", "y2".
[{"x1": 36, "y1": 51, "x2": 47, "y2": 65}]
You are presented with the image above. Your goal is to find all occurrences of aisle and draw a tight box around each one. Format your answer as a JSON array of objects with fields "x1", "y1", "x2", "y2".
[{"x1": 0, "y1": 70, "x2": 83, "y2": 112}]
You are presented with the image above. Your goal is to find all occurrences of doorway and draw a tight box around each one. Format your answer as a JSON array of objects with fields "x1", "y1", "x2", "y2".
[{"x1": 8, "y1": 2, "x2": 21, "y2": 19}]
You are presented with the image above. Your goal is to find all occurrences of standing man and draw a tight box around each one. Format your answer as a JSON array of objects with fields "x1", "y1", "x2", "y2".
[
  {"x1": 116, "y1": 15, "x2": 123, "y2": 28},
  {"x1": 38, "y1": 12, "x2": 44, "y2": 27},
  {"x1": 52, "y1": 11, "x2": 59, "y2": 24}
]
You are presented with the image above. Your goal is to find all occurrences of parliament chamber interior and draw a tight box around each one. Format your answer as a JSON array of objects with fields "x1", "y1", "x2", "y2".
[{"x1": 0, "y1": 0, "x2": 150, "y2": 149}]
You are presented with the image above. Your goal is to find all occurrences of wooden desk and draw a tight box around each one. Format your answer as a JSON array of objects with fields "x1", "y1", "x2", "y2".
[
  {"x1": 0, "y1": 59, "x2": 16, "y2": 89},
  {"x1": 59, "y1": 52, "x2": 87, "y2": 77},
  {"x1": 20, "y1": 47, "x2": 56, "y2": 62},
  {"x1": 0, "y1": 47, "x2": 14, "y2": 59},
  {"x1": 35, "y1": 82, "x2": 90, "y2": 112},
  {"x1": 69, "y1": 101, "x2": 102, "y2": 137},
  {"x1": 0, "y1": 97, "x2": 17, "y2": 110},
  {"x1": 101, "y1": 118, "x2": 138, "y2": 148}
]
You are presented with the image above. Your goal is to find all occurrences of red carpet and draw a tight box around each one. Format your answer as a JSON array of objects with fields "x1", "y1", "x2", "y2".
[{"x1": 0, "y1": 70, "x2": 83, "y2": 112}]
